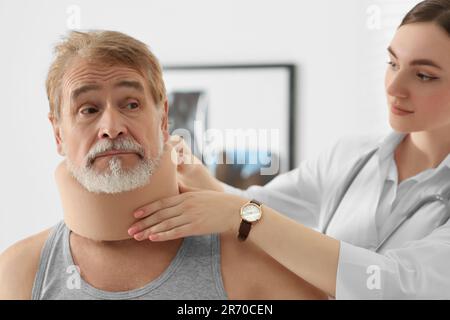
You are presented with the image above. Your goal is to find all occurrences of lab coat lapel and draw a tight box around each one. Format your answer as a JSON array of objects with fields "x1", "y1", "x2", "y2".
[
  {"x1": 326, "y1": 151, "x2": 382, "y2": 249},
  {"x1": 379, "y1": 167, "x2": 450, "y2": 250}
]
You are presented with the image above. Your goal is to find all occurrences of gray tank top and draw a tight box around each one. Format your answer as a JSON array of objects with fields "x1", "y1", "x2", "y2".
[{"x1": 31, "y1": 221, "x2": 228, "y2": 300}]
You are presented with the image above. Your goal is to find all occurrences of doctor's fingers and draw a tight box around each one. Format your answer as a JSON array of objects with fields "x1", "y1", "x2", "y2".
[
  {"x1": 139, "y1": 216, "x2": 192, "y2": 241},
  {"x1": 169, "y1": 135, "x2": 197, "y2": 166},
  {"x1": 129, "y1": 205, "x2": 183, "y2": 236},
  {"x1": 133, "y1": 193, "x2": 188, "y2": 219},
  {"x1": 149, "y1": 220, "x2": 196, "y2": 242}
]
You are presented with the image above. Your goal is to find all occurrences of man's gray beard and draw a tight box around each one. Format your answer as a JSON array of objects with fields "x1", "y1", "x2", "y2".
[{"x1": 64, "y1": 134, "x2": 164, "y2": 194}]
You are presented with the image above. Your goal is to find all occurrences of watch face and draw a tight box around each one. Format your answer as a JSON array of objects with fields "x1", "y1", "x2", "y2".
[{"x1": 241, "y1": 204, "x2": 261, "y2": 222}]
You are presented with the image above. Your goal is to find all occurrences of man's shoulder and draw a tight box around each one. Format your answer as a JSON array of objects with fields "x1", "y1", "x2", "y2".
[{"x1": 0, "y1": 228, "x2": 53, "y2": 300}]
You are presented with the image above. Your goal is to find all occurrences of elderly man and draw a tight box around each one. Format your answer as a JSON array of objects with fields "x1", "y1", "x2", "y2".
[{"x1": 0, "y1": 30, "x2": 326, "y2": 300}]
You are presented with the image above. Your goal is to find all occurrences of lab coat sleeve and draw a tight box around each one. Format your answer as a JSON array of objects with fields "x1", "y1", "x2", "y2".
[
  {"x1": 222, "y1": 139, "x2": 346, "y2": 229},
  {"x1": 336, "y1": 221, "x2": 450, "y2": 299}
]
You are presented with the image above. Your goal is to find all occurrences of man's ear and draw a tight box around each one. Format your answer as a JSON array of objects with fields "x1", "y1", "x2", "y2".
[
  {"x1": 160, "y1": 100, "x2": 170, "y2": 142},
  {"x1": 48, "y1": 112, "x2": 65, "y2": 156}
]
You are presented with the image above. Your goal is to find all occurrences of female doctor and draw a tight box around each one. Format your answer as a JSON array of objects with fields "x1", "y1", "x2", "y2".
[{"x1": 128, "y1": 0, "x2": 450, "y2": 299}]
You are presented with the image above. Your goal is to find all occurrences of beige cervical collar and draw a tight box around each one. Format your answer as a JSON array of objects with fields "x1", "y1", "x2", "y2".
[{"x1": 55, "y1": 144, "x2": 179, "y2": 241}]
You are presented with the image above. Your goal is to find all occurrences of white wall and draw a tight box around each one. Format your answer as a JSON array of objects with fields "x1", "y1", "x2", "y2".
[{"x1": 0, "y1": 0, "x2": 421, "y2": 252}]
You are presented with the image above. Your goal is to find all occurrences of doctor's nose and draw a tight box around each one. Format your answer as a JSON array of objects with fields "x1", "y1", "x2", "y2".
[
  {"x1": 386, "y1": 72, "x2": 409, "y2": 99},
  {"x1": 97, "y1": 107, "x2": 128, "y2": 140}
]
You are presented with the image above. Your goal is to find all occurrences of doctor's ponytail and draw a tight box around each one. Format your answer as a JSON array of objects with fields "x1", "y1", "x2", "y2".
[{"x1": 400, "y1": 0, "x2": 450, "y2": 36}]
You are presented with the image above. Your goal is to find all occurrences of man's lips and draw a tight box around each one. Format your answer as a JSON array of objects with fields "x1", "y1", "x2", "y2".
[{"x1": 94, "y1": 151, "x2": 138, "y2": 159}]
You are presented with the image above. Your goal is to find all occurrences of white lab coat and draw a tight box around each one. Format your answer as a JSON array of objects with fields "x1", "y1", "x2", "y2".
[{"x1": 224, "y1": 131, "x2": 450, "y2": 299}]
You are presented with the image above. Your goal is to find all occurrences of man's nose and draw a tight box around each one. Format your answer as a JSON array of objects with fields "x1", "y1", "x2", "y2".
[{"x1": 97, "y1": 107, "x2": 128, "y2": 139}]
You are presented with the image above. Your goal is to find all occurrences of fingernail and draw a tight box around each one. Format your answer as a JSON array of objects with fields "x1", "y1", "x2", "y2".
[
  {"x1": 149, "y1": 234, "x2": 158, "y2": 241},
  {"x1": 134, "y1": 210, "x2": 144, "y2": 218},
  {"x1": 128, "y1": 226, "x2": 139, "y2": 236},
  {"x1": 134, "y1": 232, "x2": 144, "y2": 240}
]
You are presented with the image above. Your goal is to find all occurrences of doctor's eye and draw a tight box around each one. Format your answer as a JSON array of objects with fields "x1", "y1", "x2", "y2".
[
  {"x1": 417, "y1": 73, "x2": 438, "y2": 82},
  {"x1": 387, "y1": 61, "x2": 398, "y2": 70}
]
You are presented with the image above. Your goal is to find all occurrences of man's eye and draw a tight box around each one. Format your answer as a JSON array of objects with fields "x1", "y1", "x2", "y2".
[
  {"x1": 80, "y1": 107, "x2": 98, "y2": 115},
  {"x1": 125, "y1": 102, "x2": 139, "y2": 110}
]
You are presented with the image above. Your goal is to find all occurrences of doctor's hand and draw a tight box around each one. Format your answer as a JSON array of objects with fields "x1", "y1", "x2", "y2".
[
  {"x1": 169, "y1": 135, "x2": 224, "y2": 192},
  {"x1": 127, "y1": 183, "x2": 249, "y2": 241}
]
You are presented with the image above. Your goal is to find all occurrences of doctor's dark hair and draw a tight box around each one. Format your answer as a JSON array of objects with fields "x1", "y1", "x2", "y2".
[
  {"x1": 400, "y1": 0, "x2": 450, "y2": 36},
  {"x1": 46, "y1": 30, "x2": 167, "y2": 123}
]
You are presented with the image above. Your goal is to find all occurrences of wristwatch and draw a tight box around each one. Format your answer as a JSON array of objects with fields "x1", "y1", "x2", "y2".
[{"x1": 238, "y1": 199, "x2": 263, "y2": 241}]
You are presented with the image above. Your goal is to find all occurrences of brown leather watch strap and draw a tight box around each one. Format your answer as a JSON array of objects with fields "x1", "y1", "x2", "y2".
[
  {"x1": 238, "y1": 220, "x2": 252, "y2": 241},
  {"x1": 250, "y1": 199, "x2": 262, "y2": 206}
]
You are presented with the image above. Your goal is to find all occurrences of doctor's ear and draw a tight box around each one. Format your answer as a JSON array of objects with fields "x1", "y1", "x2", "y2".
[{"x1": 48, "y1": 112, "x2": 66, "y2": 157}]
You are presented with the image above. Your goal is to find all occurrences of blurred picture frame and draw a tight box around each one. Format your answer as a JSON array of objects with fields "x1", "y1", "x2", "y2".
[{"x1": 163, "y1": 64, "x2": 297, "y2": 188}]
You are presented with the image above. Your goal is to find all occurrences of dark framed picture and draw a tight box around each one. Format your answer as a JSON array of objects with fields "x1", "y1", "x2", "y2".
[{"x1": 163, "y1": 64, "x2": 296, "y2": 188}]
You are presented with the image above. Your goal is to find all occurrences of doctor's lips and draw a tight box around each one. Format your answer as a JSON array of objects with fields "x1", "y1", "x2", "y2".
[{"x1": 391, "y1": 104, "x2": 414, "y2": 116}]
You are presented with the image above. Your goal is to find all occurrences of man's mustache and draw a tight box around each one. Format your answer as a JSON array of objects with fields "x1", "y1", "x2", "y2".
[{"x1": 85, "y1": 137, "x2": 145, "y2": 167}]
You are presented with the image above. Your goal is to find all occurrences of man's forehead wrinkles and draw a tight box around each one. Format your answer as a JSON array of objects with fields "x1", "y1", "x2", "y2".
[{"x1": 66, "y1": 67, "x2": 143, "y2": 88}]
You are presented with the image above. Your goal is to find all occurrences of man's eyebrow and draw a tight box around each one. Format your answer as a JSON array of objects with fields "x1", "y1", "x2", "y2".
[
  {"x1": 71, "y1": 84, "x2": 102, "y2": 101},
  {"x1": 70, "y1": 80, "x2": 144, "y2": 102},
  {"x1": 114, "y1": 80, "x2": 145, "y2": 92},
  {"x1": 387, "y1": 46, "x2": 443, "y2": 70}
]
